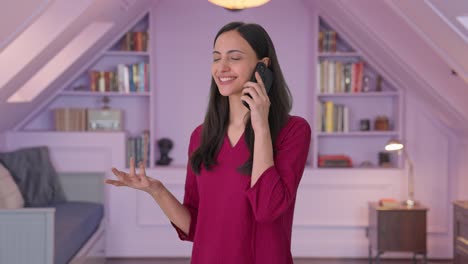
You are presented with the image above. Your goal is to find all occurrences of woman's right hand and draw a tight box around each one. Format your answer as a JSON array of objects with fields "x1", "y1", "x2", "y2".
[{"x1": 105, "y1": 157, "x2": 163, "y2": 195}]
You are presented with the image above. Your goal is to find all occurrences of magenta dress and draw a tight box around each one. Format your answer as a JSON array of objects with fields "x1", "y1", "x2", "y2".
[{"x1": 172, "y1": 116, "x2": 311, "y2": 264}]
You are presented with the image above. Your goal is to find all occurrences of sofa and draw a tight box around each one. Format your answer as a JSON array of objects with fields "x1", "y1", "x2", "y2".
[{"x1": 0, "y1": 146, "x2": 105, "y2": 264}]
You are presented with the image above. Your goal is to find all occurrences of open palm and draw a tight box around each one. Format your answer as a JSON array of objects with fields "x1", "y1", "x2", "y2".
[{"x1": 106, "y1": 157, "x2": 161, "y2": 193}]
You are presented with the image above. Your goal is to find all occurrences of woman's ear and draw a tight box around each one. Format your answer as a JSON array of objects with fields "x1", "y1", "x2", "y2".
[{"x1": 261, "y1": 57, "x2": 270, "y2": 67}]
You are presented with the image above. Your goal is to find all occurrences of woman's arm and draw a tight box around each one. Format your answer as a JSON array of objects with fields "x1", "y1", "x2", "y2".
[
  {"x1": 106, "y1": 159, "x2": 191, "y2": 235},
  {"x1": 147, "y1": 181, "x2": 191, "y2": 235},
  {"x1": 251, "y1": 128, "x2": 274, "y2": 187},
  {"x1": 246, "y1": 117, "x2": 311, "y2": 222}
]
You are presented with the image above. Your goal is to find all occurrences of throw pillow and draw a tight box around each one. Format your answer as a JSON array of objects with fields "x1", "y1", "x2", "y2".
[
  {"x1": 0, "y1": 162, "x2": 25, "y2": 209},
  {"x1": 0, "y1": 146, "x2": 67, "y2": 207}
]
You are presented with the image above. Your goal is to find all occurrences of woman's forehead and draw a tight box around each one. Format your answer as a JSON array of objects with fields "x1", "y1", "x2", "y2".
[{"x1": 213, "y1": 31, "x2": 252, "y2": 53}]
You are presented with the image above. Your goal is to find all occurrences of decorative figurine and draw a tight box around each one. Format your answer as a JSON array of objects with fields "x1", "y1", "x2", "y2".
[{"x1": 156, "y1": 138, "x2": 173, "y2": 166}]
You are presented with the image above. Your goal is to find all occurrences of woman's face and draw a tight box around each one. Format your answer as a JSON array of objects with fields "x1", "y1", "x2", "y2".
[{"x1": 211, "y1": 30, "x2": 258, "y2": 97}]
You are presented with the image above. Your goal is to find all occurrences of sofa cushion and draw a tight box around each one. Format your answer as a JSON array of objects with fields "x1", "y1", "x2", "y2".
[
  {"x1": 0, "y1": 146, "x2": 67, "y2": 207},
  {"x1": 0, "y1": 162, "x2": 24, "y2": 208},
  {"x1": 52, "y1": 201, "x2": 104, "y2": 264}
]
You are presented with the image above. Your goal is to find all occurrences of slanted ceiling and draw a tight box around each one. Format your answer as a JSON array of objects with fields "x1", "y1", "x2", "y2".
[
  {"x1": 311, "y1": 0, "x2": 468, "y2": 134},
  {"x1": 0, "y1": 0, "x2": 467, "y2": 134},
  {"x1": 0, "y1": 0, "x2": 154, "y2": 132}
]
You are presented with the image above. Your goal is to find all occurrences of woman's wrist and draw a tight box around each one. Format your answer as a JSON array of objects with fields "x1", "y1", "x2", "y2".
[
  {"x1": 254, "y1": 125, "x2": 271, "y2": 139},
  {"x1": 144, "y1": 179, "x2": 165, "y2": 198}
]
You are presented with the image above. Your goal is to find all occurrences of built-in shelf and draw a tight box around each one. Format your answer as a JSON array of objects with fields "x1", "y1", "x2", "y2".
[
  {"x1": 60, "y1": 91, "x2": 150, "y2": 97},
  {"x1": 104, "y1": 51, "x2": 149, "y2": 56},
  {"x1": 318, "y1": 52, "x2": 361, "y2": 57},
  {"x1": 317, "y1": 131, "x2": 398, "y2": 137},
  {"x1": 317, "y1": 92, "x2": 399, "y2": 97}
]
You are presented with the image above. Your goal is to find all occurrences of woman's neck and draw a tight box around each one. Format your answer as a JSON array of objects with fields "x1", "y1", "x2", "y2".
[{"x1": 228, "y1": 95, "x2": 249, "y2": 128}]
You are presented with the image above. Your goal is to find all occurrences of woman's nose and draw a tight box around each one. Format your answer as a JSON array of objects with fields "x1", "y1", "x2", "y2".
[{"x1": 219, "y1": 59, "x2": 230, "y2": 72}]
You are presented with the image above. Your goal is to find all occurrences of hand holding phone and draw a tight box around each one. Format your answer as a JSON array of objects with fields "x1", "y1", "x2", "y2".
[{"x1": 242, "y1": 62, "x2": 273, "y2": 109}]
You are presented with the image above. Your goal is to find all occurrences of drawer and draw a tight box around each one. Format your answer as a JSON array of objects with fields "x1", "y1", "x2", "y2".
[
  {"x1": 455, "y1": 215, "x2": 468, "y2": 240},
  {"x1": 454, "y1": 253, "x2": 468, "y2": 264}
]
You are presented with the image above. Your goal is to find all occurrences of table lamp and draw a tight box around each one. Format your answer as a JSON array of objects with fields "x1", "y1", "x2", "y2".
[{"x1": 385, "y1": 139, "x2": 415, "y2": 207}]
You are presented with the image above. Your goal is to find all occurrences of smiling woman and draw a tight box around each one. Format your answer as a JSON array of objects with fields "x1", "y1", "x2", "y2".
[{"x1": 106, "y1": 21, "x2": 311, "y2": 264}]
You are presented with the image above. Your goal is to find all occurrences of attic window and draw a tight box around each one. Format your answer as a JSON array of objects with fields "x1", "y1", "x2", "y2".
[
  {"x1": 0, "y1": 0, "x2": 94, "y2": 94},
  {"x1": 457, "y1": 16, "x2": 468, "y2": 31},
  {"x1": 8, "y1": 22, "x2": 113, "y2": 103}
]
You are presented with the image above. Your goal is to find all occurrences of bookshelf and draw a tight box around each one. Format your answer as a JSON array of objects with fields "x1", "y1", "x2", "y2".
[
  {"x1": 20, "y1": 12, "x2": 153, "y2": 169},
  {"x1": 313, "y1": 17, "x2": 402, "y2": 169}
]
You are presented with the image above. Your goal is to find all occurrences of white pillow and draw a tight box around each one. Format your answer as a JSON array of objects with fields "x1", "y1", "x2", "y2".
[{"x1": 0, "y1": 163, "x2": 24, "y2": 209}]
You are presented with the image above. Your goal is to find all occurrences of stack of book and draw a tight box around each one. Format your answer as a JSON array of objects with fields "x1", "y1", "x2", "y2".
[
  {"x1": 378, "y1": 198, "x2": 400, "y2": 208},
  {"x1": 54, "y1": 108, "x2": 87, "y2": 131}
]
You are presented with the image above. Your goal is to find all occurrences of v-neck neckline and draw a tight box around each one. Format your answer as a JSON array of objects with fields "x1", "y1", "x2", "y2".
[{"x1": 226, "y1": 130, "x2": 245, "y2": 149}]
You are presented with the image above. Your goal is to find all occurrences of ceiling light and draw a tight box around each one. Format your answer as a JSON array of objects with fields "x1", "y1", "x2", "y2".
[{"x1": 208, "y1": 0, "x2": 270, "y2": 10}]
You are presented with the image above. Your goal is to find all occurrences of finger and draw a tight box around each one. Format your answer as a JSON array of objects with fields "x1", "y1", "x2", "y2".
[
  {"x1": 112, "y1": 167, "x2": 125, "y2": 181},
  {"x1": 241, "y1": 95, "x2": 254, "y2": 108},
  {"x1": 254, "y1": 72, "x2": 267, "y2": 96},
  {"x1": 105, "y1": 179, "x2": 127, "y2": 187},
  {"x1": 242, "y1": 86, "x2": 260, "y2": 101},
  {"x1": 112, "y1": 168, "x2": 132, "y2": 183},
  {"x1": 129, "y1": 157, "x2": 137, "y2": 180},
  {"x1": 138, "y1": 161, "x2": 148, "y2": 183}
]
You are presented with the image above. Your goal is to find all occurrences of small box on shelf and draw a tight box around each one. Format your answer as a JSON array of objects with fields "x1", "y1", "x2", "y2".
[{"x1": 87, "y1": 109, "x2": 123, "y2": 132}]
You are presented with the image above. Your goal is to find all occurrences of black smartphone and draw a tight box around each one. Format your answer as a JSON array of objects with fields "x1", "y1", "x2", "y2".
[{"x1": 242, "y1": 62, "x2": 273, "y2": 109}]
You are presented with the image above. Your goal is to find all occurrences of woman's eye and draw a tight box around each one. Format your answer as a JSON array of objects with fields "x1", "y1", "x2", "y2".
[
  {"x1": 231, "y1": 57, "x2": 241, "y2": 61},
  {"x1": 213, "y1": 58, "x2": 220, "y2": 62}
]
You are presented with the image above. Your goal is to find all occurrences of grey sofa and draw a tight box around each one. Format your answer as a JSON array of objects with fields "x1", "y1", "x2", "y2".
[{"x1": 0, "y1": 146, "x2": 105, "y2": 264}]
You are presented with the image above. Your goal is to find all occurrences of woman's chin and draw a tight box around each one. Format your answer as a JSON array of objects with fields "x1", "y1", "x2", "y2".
[{"x1": 218, "y1": 87, "x2": 241, "y2": 97}]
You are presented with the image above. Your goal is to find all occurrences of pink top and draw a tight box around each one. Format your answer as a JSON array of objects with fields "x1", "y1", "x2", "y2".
[{"x1": 173, "y1": 116, "x2": 311, "y2": 264}]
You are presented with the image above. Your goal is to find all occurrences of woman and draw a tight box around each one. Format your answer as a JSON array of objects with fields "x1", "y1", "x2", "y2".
[{"x1": 106, "y1": 21, "x2": 311, "y2": 264}]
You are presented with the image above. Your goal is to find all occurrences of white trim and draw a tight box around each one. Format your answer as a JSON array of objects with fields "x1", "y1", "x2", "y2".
[{"x1": 69, "y1": 221, "x2": 106, "y2": 264}]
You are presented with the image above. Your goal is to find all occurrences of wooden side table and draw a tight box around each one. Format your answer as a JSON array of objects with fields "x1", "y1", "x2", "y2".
[{"x1": 367, "y1": 202, "x2": 428, "y2": 264}]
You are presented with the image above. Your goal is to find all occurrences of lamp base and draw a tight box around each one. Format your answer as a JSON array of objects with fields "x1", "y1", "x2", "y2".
[{"x1": 402, "y1": 199, "x2": 416, "y2": 208}]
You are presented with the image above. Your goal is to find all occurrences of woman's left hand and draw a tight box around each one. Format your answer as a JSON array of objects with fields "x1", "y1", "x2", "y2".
[{"x1": 241, "y1": 71, "x2": 271, "y2": 132}]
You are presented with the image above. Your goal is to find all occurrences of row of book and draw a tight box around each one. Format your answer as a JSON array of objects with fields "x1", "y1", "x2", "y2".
[
  {"x1": 126, "y1": 130, "x2": 150, "y2": 168},
  {"x1": 318, "y1": 30, "x2": 337, "y2": 53},
  {"x1": 89, "y1": 62, "x2": 149, "y2": 93},
  {"x1": 317, "y1": 60, "x2": 365, "y2": 94},
  {"x1": 118, "y1": 31, "x2": 149, "y2": 52},
  {"x1": 317, "y1": 101, "x2": 350, "y2": 133}
]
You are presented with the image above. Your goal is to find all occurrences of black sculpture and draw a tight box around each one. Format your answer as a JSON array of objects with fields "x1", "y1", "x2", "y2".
[{"x1": 156, "y1": 138, "x2": 173, "y2": 166}]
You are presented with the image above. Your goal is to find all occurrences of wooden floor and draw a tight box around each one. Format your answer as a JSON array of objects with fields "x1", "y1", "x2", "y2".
[{"x1": 106, "y1": 258, "x2": 453, "y2": 264}]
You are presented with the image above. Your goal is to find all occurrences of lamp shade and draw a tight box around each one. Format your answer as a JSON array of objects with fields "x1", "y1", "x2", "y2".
[
  {"x1": 208, "y1": 0, "x2": 270, "y2": 10},
  {"x1": 385, "y1": 139, "x2": 404, "y2": 152}
]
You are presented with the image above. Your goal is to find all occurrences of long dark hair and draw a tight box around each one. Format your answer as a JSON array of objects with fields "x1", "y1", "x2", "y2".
[{"x1": 190, "y1": 21, "x2": 292, "y2": 175}]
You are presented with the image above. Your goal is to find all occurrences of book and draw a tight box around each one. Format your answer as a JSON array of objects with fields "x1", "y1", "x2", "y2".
[{"x1": 378, "y1": 198, "x2": 400, "y2": 208}]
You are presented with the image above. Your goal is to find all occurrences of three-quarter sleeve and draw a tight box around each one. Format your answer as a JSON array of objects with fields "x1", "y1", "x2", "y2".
[
  {"x1": 246, "y1": 117, "x2": 311, "y2": 223},
  {"x1": 172, "y1": 127, "x2": 201, "y2": 241}
]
